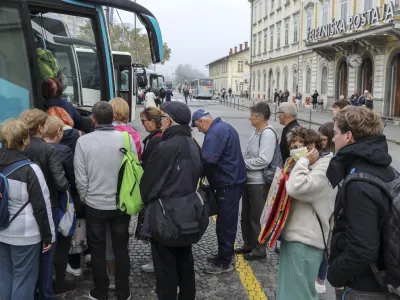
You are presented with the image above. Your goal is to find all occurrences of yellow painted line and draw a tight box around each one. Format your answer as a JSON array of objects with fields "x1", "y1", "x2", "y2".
[{"x1": 212, "y1": 216, "x2": 267, "y2": 300}]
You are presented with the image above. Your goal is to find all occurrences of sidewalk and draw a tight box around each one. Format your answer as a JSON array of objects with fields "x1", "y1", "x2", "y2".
[{"x1": 225, "y1": 97, "x2": 400, "y2": 145}]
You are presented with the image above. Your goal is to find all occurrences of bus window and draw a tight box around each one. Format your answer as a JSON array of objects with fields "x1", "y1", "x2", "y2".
[{"x1": 0, "y1": 6, "x2": 33, "y2": 123}]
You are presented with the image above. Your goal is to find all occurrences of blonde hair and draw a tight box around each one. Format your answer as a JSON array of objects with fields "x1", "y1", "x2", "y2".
[
  {"x1": 109, "y1": 97, "x2": 129, "y2": 123},
  {"x1": 140, "y1": 107, "x2": 162, "y2": 128},
  {"x1": 334, "y1": 106, "x2": 384, "y2": 141},
  {"x1": 20, "y1": 109, "x2": 48, "y2": 135},
  {"x1": 0, "y1": 118, "x2": 29, "y2": 150},
  {"x1": 45, "y1": 116, "x2": 64, "y2": 139}
]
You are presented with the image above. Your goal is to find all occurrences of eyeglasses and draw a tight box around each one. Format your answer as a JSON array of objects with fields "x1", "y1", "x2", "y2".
[{"x1": 289, "y1": 145, "x2": 306, "y2": 150}]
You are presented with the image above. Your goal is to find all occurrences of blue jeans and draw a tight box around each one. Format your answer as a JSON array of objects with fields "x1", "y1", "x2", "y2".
[
  {"x1": 38, "y1": 207, "x2": 58, "y2": 300},
  {"x1": 215, "y1": 185, "x2": 243, "y2": 267},
  {"x1": 0, "y1": 242, "x2": 41, "y2": 300},
  {"x1": 318, "y1": 258, "x2": 329, "y2": 280}
]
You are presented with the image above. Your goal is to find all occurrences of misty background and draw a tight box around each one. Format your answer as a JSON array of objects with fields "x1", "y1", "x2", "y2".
[{"x1": 119, "y1": 0, "x2": 251, "y2": 81}]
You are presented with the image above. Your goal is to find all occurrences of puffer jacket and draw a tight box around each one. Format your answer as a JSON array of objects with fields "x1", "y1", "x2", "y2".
[{"x1": 24, "y1": 137, "x2": 68, "y2": 207}]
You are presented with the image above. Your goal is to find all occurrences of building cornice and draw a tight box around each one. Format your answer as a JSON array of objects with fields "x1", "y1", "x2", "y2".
[{"x1": 250, "y1": 49, "x2": 314, "y2": 66}]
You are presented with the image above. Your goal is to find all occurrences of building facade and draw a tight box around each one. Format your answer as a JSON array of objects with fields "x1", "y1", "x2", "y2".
[
  {"x1": 249, "y1": 0, "x2": 400, "y2": 117},
  {"x1": 207, "y1": 43, "x2": 250, "y2": 95}
]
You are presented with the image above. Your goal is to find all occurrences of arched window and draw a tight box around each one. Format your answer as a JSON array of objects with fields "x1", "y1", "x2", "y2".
[
  {"x1": 276, "y1": 71, "x2": 280, "y2": 90},
  {"x1": 306, "y1": 67, "x2": 311, "y2": 93},
  {"x1": 263, "y1": 72, "x2": 267, "y2": 92},
  {"x1": 293, "y1": 17, "x2": 299, "y2": 43},
  {"x1": 322, "y1": 2, "x2": 329, "y2": 26},
  {"x1": 321, "y1": 66, "x2": 328, "y2": 94},
  {"x1": 284, "y1": 68, "x2": 288, "y2": 90},
  {"x1": 257, "y1": 73, "x2": 261, "y2": 92},
  {"x1": 293, "y1": 69, "x2": 298, "y2": 93}
]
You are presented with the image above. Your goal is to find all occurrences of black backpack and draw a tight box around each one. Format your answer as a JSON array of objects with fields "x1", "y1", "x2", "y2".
[{"x1": 343, "y1": 169, "x2": 400, "y2": 297}]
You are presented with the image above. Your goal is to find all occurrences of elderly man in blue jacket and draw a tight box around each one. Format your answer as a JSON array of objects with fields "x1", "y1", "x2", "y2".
[{"x1": 192, "y1": 109, "x2": 246, "y2": 275}]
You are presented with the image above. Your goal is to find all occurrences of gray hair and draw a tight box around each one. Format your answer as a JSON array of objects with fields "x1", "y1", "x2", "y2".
[
  {"x1": 93, "y1": 101, "x2": 114, "y2": 125},
  {"x1": 279, "y1": 102, "x2": 298, "y2": 117},
  {"x1": 163, "y1": 112, "x2": 179, "y2": 126}
]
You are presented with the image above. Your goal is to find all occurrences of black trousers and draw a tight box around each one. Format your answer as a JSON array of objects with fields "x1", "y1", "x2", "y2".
[
  {"x1": 54, "y1": 235, "x2": 72, "y2": 290},
  {"x1": 151, "y1": 241, "x2": 195, "y2": 300},
  {"x1": 86, "y1": 206, "x2": 131, "y2": 300},
  {"x1": 241, "y1": 184, "x2": 269, "y2": 253}
]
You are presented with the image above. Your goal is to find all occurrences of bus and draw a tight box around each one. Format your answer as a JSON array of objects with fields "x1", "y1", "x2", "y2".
[
  {"x1": 190, "y1": 79, "x2": 214, "y2": 99},
  {"x1": 1, "y1": 0, "x2": 163, "y2": 126}
]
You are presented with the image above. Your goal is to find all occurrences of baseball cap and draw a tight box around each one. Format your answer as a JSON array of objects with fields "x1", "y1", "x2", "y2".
[{"x1": 191, "y1": 109, "x2": 210, "y2": 127}]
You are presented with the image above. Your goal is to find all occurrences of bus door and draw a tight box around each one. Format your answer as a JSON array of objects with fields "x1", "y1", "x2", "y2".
[
  {"x1": 1, "y1": 0, "x2": 163, "y2": 125},
  {"x1": 113, "y1": 53, "x2": 134, "y2": 121}
]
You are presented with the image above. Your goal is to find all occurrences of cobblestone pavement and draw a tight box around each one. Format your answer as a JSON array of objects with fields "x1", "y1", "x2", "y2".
[{"x1": 56, "y1": 99, "x2": 336, "y2": 300}]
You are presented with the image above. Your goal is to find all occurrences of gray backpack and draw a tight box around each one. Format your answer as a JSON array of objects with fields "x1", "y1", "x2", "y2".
[{"x1": 259, "y1": 127, "x2": 283, "y2": 184}]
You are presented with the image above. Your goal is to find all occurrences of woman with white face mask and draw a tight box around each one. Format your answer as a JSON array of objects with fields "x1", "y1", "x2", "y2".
[{"x1": 276, "y1": 127, "x2": 337, "y2": 300}]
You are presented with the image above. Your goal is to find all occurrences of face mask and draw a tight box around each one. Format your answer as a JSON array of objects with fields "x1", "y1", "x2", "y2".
[{"x1": 290, "y1": 147, "x2": 309, "y2": 162}]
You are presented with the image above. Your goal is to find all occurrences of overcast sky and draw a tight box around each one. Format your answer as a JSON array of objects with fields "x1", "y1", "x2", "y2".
[{"x1": 119, "y1": 0, "x2": 251, "y2": 80}]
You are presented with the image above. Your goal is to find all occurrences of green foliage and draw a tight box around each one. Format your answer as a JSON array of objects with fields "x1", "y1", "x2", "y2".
[{"x1": 78, "y1": 21, "x2": 171, "y2": 67}]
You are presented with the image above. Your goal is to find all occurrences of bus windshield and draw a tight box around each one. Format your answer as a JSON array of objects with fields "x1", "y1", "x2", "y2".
[{"x1": 200, "y1": 79, "x2": 213, "y2": 87}]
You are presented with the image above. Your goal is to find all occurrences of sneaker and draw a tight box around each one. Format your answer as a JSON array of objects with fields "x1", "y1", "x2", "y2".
[
  {"x1": 205, "y1": 263, "x2": 234, "y2": 275},
  {"x1": 109, "y1": 276, "x2": 115, "y2": 290},
  {"x1": 234, "y1": 247, "x2": 252, "y2": 254},
  {"x1": 66, "y1": 264, "x2": 83, "y2": 277},
  {"x1": 141, "y1": 261, "x2": 154, "y2": 273},
  {"x1": 315, "y1": 280, "x2": 327, "y2": 294},
  {"x1": 54, "y1": 280, "x2": 77, "y2": 295},
  {"x1": 207, "y1": 254, "x2": 236, "y2": 265}
]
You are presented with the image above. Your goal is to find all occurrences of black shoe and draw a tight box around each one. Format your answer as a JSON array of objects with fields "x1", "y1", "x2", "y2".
[
  {"x1": 205, "y1": 263, "x2": 234, "y2": 275},
  {"x1": 234, "y1": 247, "x2": 252, "y2": 254},
  {"x1": 243, "y1": 251, "x2": 266, "y2": 261},
  {"x1": 54, "y1": 280, "x2": 77, "y2": 295}
]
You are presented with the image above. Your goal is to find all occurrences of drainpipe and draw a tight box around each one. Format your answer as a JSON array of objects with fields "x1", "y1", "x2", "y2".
[{"x1": 249, "y1": 0, "x2": 253, "y2": 100}]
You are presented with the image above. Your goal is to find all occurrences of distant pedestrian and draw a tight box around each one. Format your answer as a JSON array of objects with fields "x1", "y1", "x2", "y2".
[
  {"x1": 312, "y1": 90, "x2": 319, "y2": 110},
  {"x1": 356, "y1": 90, "x2": 368, "y2": 106},
  {"x1": 140, "y1": 102, "x2": 201, "y2": 300},
  {"x1": 192, "y1": 109, "x2": 246, "y2": 274},
  {"x1": 165, "y1": 89, "x2": 173, "y2": 102},
  {"x1": 228, "y1": 88, "x2": 232, "y2": 98},
  {"x1": 277, "y1": 127, "x2": 336, "y2": 300},
  {"x1": 189, "y1": 87, "x2": 193, "y2": 100},
  {"x1": 365, "y1": 92, "x2": 374, "y2": 110},
  {"x1": 284, "y1": 89, "x2": 290, "y2": 102},
  {"x1": 350, "y1": 89, "x2": 359, "y2": 105},
  {"x1": 0, "y1": 118, "x2": 55, "y2": 300},
  {"x1": 145, "y1": 88, "x2": 157, "y2": 108},
  {"x1": 159, "y1": 87, "x2": 166, "y2": 103},
  {"x1": 274, "y1": 89, "x2": 280, "y2": 103},
  {"x1": 74, "y1": 101, "x2": 136, "y2": 300},
  {"x1": 236, "y1": 102, "x2": 278, "y2": 260},
  {"x1": 183, "y1": 87, "x2": 189, "y2": 104},
  {"x1": 278, "y1": 103, "x2": 300, "y2": 163}
]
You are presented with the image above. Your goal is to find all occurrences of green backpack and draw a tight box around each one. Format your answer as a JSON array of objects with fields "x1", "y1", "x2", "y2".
[
  {"x1": 117, "y1": 132, "x2": 144, "y2": 215},
  {"x1": 36, "y1": 48, "x2": 68, "y2": 89}
]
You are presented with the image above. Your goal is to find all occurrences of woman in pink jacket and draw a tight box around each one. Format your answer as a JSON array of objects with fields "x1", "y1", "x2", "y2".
[{"x1": 110, "y1": 97, "x2": 142, "y2": 160}]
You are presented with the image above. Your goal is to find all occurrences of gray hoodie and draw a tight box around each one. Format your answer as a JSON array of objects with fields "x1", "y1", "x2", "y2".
[{"x1": 74, "y1": 125, "x2": 136, "y2": 210}]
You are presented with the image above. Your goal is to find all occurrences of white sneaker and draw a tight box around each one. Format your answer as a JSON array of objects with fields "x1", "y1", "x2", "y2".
[
  {"x1": 315, "y1": 280, "x2": 327, "y2": 294},
  {"x1": 85, "y1": 254, "x2": 91, "y2": 263},
  {"x1": 109, "y1": 276, "x2": 115, "y2": 290},
  {"x1": 141, "y1": 261, "x2": 154, "y2": 273},
  {"x1": 66, "y1": 264, "x2": 83, "y2": 277}
]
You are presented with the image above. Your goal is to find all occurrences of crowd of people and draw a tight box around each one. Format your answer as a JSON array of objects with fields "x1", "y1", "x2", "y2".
[{"x1": 0, "y1": 76, "x2": 398, "y2": 300}]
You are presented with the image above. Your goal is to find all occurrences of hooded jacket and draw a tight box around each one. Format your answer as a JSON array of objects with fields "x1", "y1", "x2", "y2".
[
  {"x1": 0, "y1": 149, "x2": 55, "y2": 246},
  {"x1": 24, "y1": 137, "x2": 69, "y2": 208},
  {"x1": 326, "y1": 135, "x2": 394, "y2": 292},
  {"x1": 61, "y1": 127, "x2": 83, "y2": 153}
]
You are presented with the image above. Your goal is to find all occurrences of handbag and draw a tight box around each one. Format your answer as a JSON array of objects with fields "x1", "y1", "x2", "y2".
[
  {"x1": 259, "y1": 127, "x2": 283, "y2": 184},
  {"x1": 197, "y1": 177, "x2": 218, "y2": 217}
]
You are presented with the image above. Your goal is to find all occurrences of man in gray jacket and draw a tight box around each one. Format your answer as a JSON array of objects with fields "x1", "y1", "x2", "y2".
[{"x1": 74, "y1": 101, "x2": 136, "y2": 300}]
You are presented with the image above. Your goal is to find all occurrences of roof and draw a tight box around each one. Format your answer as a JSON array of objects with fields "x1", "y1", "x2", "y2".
[{"x1": 206, "y1": 47, "x2": 249, "y2": 67}]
